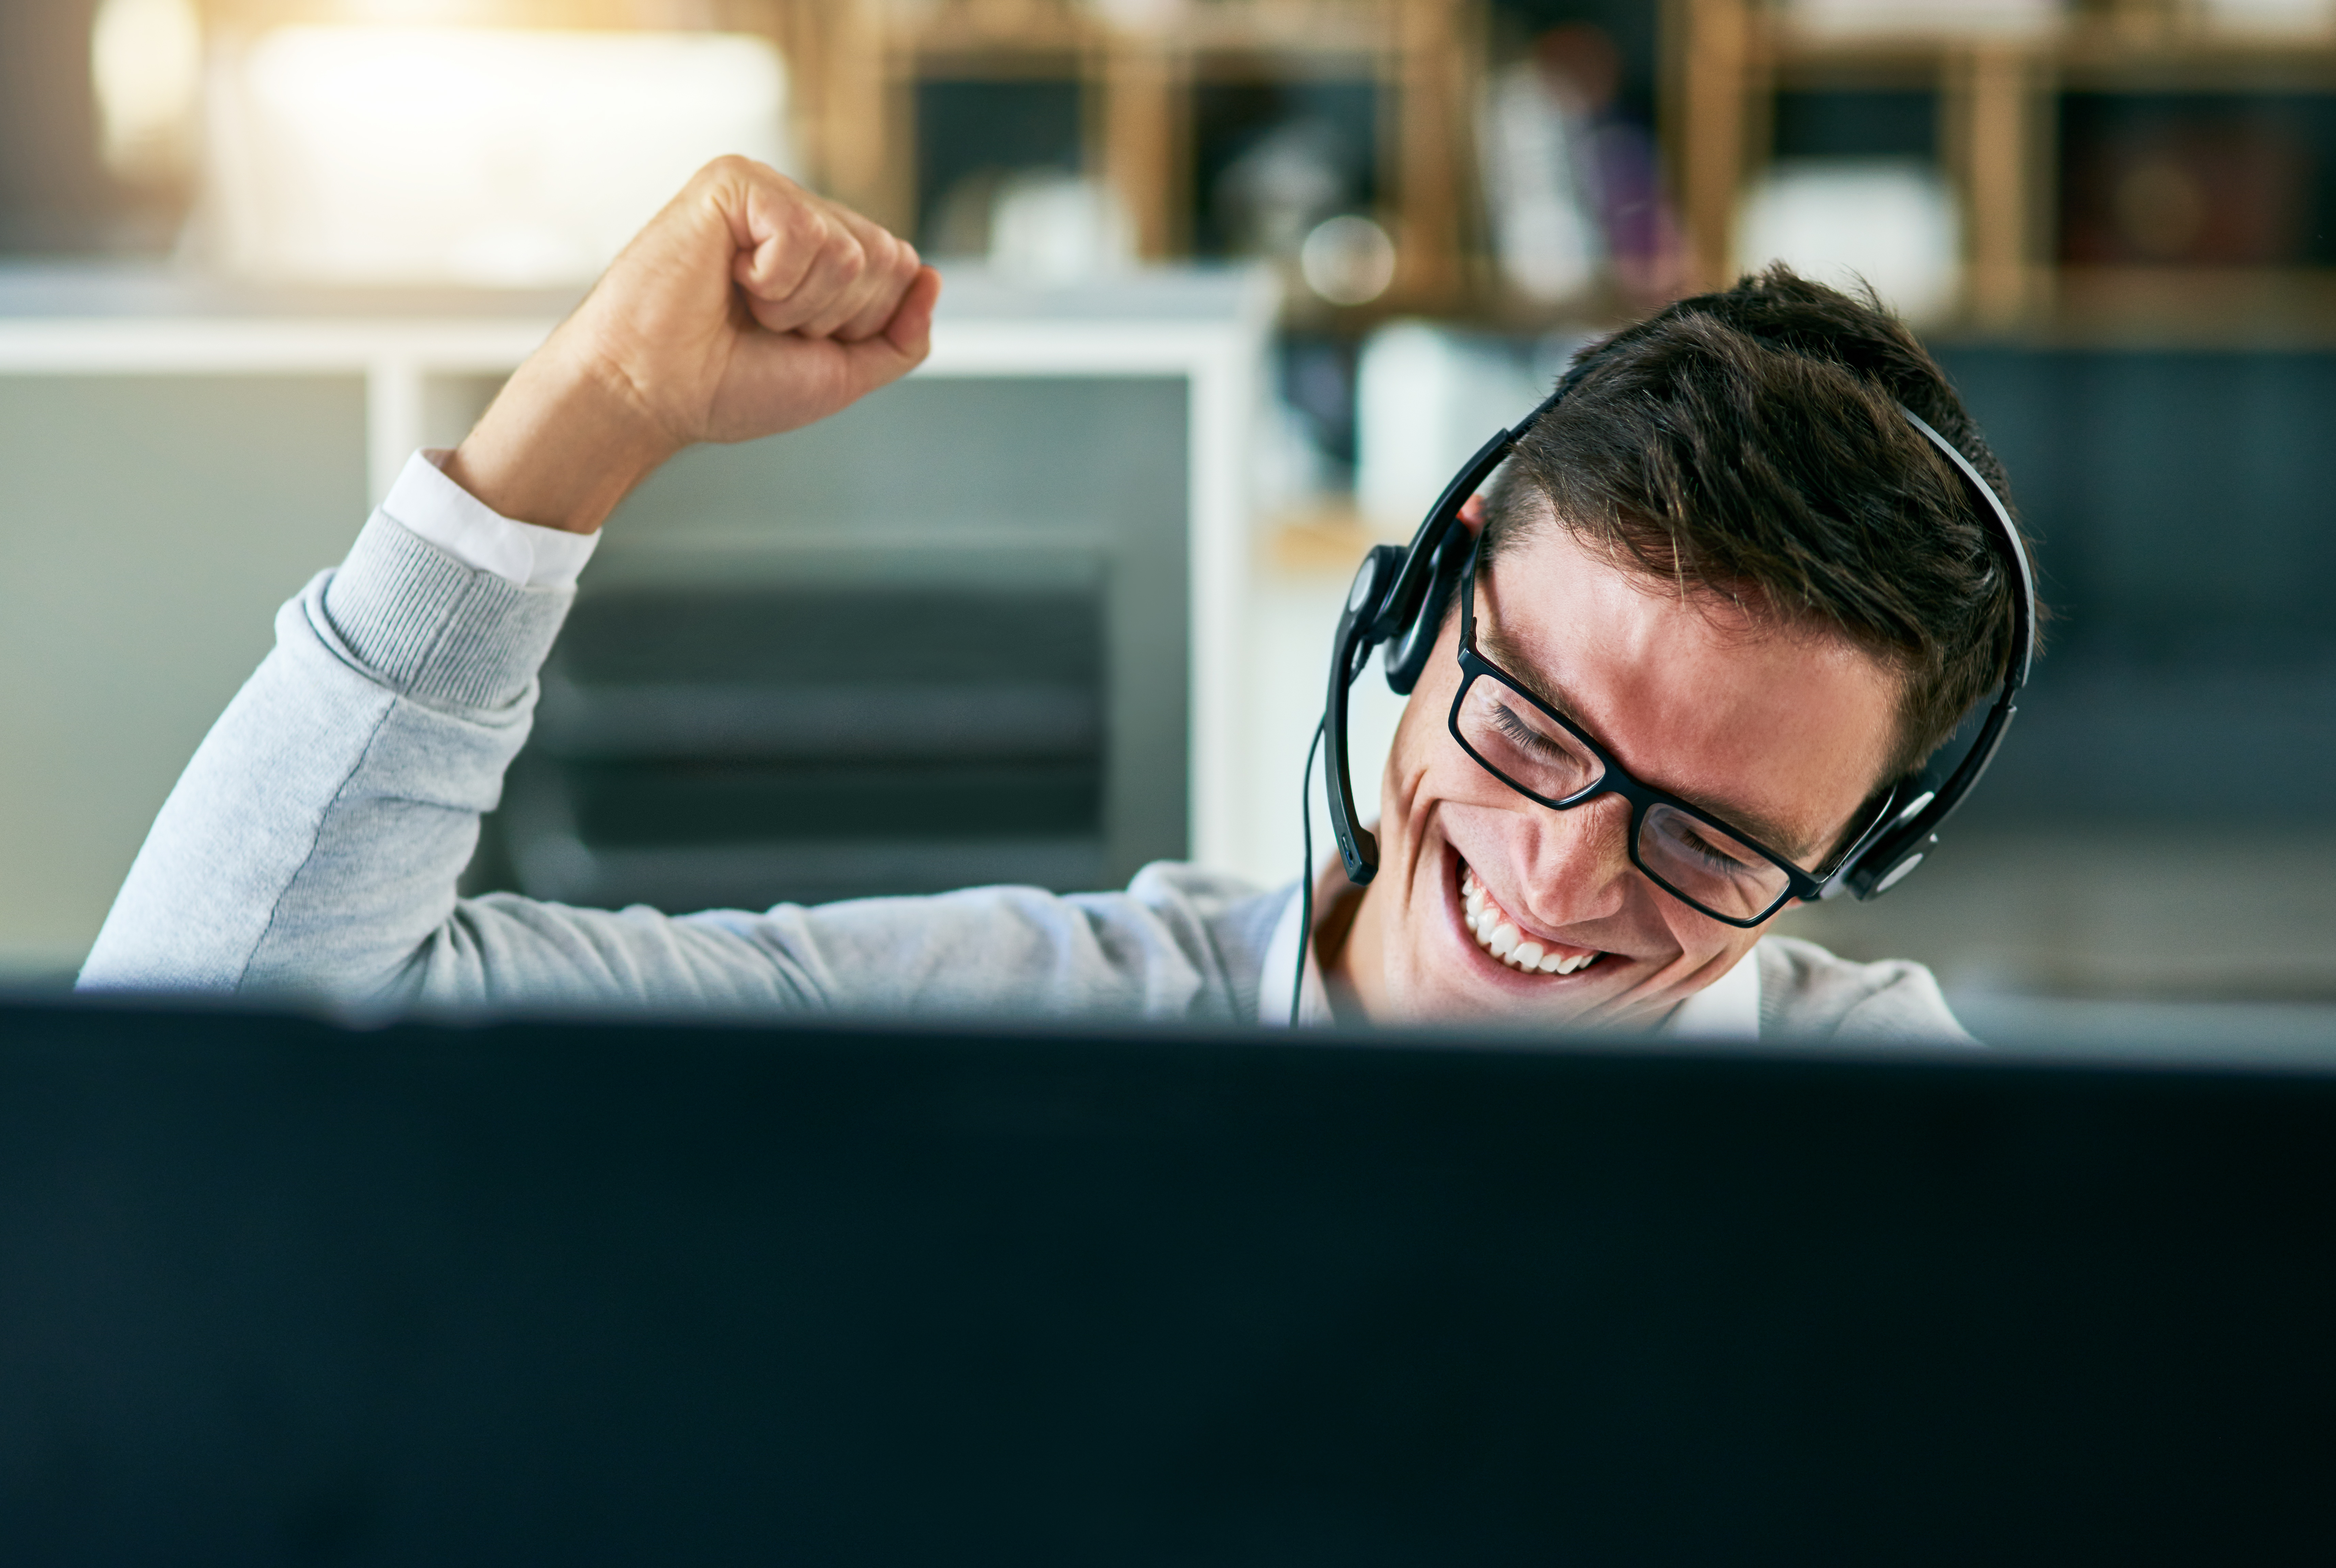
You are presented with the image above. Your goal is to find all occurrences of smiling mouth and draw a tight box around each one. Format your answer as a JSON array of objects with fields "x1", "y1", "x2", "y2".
[{"x1": 1457, "y1": 860, "x2": 1603, "y2": 976}]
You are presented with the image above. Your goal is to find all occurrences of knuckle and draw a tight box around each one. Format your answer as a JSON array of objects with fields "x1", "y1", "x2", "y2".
[
  {"x1": 787, "y1": 207, "x2": 830, "y2": 254},
  {"x1": 699, "y1": 152, "x2": 750, "y2": 185},
  {"x1": 709, "y1": 152, "x2": 785, "y2": 186}
]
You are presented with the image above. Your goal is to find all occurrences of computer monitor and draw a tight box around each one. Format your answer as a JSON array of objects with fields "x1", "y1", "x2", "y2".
[{"x1": 0, "y1": 998, "x2": 2327, "y2": 1562}]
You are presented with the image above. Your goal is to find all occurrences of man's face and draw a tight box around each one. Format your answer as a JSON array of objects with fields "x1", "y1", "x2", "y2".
[{"x1": 1334, "y1": 513, "x2": 1903, "y2": 1030}]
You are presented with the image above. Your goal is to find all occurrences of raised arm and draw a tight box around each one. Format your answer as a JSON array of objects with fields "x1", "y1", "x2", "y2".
[{"x1": 78, "y1": 161, "x2": 941, "y2": 1007}]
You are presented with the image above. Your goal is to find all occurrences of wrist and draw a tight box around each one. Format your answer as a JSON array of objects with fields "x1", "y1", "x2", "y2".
[{"x1": 445, "y1": 340, "x2": 682, "y2": 535}]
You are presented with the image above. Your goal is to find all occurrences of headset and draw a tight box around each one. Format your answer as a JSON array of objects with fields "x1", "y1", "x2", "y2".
[{"x1": 1294, "y1": 358, "x2": 2037, "y2": 1022}]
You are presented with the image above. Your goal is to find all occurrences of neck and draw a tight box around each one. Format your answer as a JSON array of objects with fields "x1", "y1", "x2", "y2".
[{"x1": 1319, "y1": 877, "x2": 1378, "y2": 1021}]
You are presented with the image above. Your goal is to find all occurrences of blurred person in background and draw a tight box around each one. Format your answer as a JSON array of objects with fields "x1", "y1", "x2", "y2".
[
  {"x1": 1479, "y1": 22, "x2": 1686, "y2": 311},
  {"x1": 77, "y1": 158, "x2": 2023, "y2": 1042}
]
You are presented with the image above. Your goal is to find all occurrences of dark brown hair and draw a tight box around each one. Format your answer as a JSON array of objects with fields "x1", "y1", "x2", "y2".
[{"x1": 1483, "y1": 265, "x2": 2034, "y2": 781}]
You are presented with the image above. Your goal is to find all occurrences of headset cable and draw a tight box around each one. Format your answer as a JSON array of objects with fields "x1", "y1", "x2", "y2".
[{"x1": 1293, "y1": 715, "x2": 1326, "y2": 1027}]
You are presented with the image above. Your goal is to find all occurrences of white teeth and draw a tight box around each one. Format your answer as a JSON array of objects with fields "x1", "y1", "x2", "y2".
[{"x1": 1457, "y1": 863, "x2": 1602, "y2": 979}]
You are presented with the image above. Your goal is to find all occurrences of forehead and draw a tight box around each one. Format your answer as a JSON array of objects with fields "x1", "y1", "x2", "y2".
[{"x1": 1473, "y1": 524, "x2": 1902, "y2": 860}]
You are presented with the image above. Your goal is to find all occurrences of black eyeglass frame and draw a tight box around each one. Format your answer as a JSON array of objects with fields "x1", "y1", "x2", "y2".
[{"x1": 1449, "y1": 534, "x2": 1881, "y2": 929}]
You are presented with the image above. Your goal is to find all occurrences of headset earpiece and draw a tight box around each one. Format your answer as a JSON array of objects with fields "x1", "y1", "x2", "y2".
[
  {"x1": 1322, "y1": 543, "x2": 1406, "y2": 882},
  {"x1": 1383, "y1": 521, "x2": 1474, "y2": 696}
]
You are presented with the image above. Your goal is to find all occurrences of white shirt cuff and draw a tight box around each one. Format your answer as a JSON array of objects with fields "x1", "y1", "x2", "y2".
[{"x1": 378, "y1": 450, "x2": 600, "y2": 590}]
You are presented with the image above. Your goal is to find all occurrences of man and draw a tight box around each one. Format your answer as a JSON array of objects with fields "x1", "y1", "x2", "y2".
[{"x1": 79, "y1": 159, "x2": 2019, "y2": 1040}]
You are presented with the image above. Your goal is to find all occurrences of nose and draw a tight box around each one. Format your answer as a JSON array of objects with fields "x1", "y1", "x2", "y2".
[{"x1": 1509, "y1": 790, "x2": 1634, "y2": 929}]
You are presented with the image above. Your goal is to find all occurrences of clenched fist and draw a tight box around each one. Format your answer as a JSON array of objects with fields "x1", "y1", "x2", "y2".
[{"x1": 447, "y1": 157, "x2": 942, "y2": 535}]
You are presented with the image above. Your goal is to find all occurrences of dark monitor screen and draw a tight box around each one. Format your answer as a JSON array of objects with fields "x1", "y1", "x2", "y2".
[{"x1": 0, "y1": 1000, "x2": 2329, "y2": 1563}]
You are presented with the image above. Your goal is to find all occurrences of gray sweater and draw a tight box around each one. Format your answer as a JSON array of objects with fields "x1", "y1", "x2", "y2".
[{"x1": 79, "y1": 513, "x2": 1972, "y2": 1042}]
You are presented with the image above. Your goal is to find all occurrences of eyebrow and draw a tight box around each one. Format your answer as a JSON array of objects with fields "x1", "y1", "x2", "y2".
[{"x1": 1475, "y1": 621, "x2": 1824, "y2": 864}]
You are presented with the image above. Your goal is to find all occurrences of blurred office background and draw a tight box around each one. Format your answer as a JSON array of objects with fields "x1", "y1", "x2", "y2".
[{"x1": 1, "y1": 0, "x2": 2333, "y2": 1039}]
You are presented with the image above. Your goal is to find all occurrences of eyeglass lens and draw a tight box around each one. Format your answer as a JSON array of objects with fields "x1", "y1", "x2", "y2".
[
  {"x1": 1454, "y1": 674, "x2": 1602, "y2": 801},
  {"x1": 1454, "y1": 672, "x2": 1794, "y2": 923},
  {"x1": 1636, "y1": 802, "x2": 1790, "y2": 922}
]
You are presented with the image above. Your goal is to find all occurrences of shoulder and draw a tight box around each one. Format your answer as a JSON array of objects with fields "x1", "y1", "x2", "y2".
[
  {"x1": 1120, "y1": 859, "x2": 1289, "y2": 978},
  {"x1": 1755, "y1": 935, "x2": 1976, "y2": 1045},
  {"x1": 1122, "y1": 859, "x2": 1274, "y2": 920}
]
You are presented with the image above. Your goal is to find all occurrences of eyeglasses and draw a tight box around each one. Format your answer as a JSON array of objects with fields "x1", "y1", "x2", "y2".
[{"x1": 1449, "y1": 541, "x2": 1842, "y2": 928}]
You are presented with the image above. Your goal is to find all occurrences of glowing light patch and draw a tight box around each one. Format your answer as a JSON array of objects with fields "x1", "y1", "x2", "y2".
[{"x1": 203, "y1": 26, "x2": 793, "y2": 287}]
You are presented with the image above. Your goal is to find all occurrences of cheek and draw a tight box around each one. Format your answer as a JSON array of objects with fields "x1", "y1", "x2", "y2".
[
  {"x1": 1382, "y1": 686, "x2": 1513, "y2": 846},
  {"x1": 1383, "y1": 689, "x2": 1437, "y2": 787},
  {"x1": 1666, "y1": 906, "x2": 1765, "y2": 976},
  {"x1": 1378, "y1": 662, "x2": 1451, "y2": 803},
  {"x1": 1382, "y1": 624, "x2": 1471, "y2": 796}
]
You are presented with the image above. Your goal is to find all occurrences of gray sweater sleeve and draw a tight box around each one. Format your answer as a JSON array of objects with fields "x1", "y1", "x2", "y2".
[
  {"x1": 1755, "y1": 935, "x2": 1977, "y2": 1044},
  {"x1": 79, "y1": 515, "x2": 1269, "y2": 1021}
]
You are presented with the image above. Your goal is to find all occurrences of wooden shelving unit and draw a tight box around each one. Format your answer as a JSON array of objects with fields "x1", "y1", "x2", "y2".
[
  {"x1": 800, "y1": 0, "x2": 1484, "y2": 311},
  {"x1": 1669, "y1": 0, "x2": 2336, "y2": 339}
]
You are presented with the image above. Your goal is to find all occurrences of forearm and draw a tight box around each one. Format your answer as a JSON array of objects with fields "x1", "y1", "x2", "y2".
[{"x1": 440, "y1": 336, "x2": 678, "y2": 536}]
